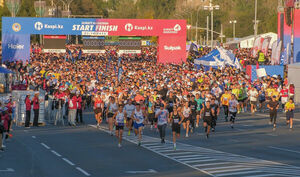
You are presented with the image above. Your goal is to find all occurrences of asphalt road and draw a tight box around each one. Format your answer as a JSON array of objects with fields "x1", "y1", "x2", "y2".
[{"x1": 1, "y1": 108, "x2": 300, "y2": 177}]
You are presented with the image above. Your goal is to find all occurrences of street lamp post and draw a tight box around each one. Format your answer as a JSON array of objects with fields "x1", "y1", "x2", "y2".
[
  {"x1": 254, "y1": 0, "x2": 258, "y2": 36},
  {"x1": 196, "y1": 6, "x2": 202, "y2": 44},
  {"x1": 204, "y1": 0, "x2": 219, "y2": 49},
  {"x1": 230, "y1": 20, "x2": 237, "y2": 39},
  {"x1": 206, "y1": 16, "x2": 209, "y2": 46}
]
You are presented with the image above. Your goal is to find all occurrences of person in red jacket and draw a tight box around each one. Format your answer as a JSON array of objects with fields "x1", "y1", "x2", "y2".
[
  {"x1": 68, "y1": 93, "x2": 77, "y2": 126},
  {"x1": 25, "y1": 94, "x2": 32, "y2": 128},
  {"x1": 76, "y1": 91, "x2": 83, "y2": 123},
  {"x1": 32, "y1": 93, "x2": 40, "y2": 127}
]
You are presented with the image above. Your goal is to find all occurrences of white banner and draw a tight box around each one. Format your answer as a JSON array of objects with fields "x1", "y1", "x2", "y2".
[
  {"x1": 82, "y1": 49, "x2": 106, "y2": 54},
  {"x1": 43, "y1": 49, "x2": 66, "y2": 53},
  {"x1": 261, "y1": 37, "x2": 271, "y2": 55},
  {"x1": 271, "y1": 40, "x2": 278, "y2": 65},
  {"x1": 274, "y1": 41, "x2": 282, "y2": 65},
  {"x1": 118, "y1": 50, "x2": 141, "y2": 54},
  {"x1": 256, "y1": 68, "x2": 267, "y2": 78},
  {"x1": 252, "y1": 37, "x2": 261, "y2": 57}
]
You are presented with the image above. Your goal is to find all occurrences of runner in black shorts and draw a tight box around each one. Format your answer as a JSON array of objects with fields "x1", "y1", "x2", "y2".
[
  {"x1": 200, "y1": 101, "x2": 214, "y2": 139},
  {"x1": 170, "y1": 105, "x2": 182, "y2": 150},
  {"x1": 189, "y1": 95, "x2": 197, "y2": 133}
]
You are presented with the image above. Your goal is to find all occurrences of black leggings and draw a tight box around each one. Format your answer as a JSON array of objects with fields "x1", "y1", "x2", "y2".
[
  {"x1": 76, "y1": 109, "x2": 83, "y2": 123},
  {"x1": 223, "y1": 105, "x2": 229, "y2": 119},
  {"x1": 158, "y1": 124, "x2": 167, "y2": 140},
  {"x1": 230, "y1": 112, "x2": 237, "y2": 123},
  {"x1": 25, "y1": 110, "x2": 31, "y2": 127},
  {"x1": 270, "y1": 111, "x2": 277, "y2": 124}
]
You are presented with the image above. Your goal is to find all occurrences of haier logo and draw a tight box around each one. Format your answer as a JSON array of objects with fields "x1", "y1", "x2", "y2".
[
  {"x1": 125, "y1": 23, "x2": 133, "y2": 32},
  {"x1": 164, "y1": 46, "x2": 181, "y2": 51},
  {"x1": 8, "y1": 44, "x2": 24, "y2": 50},
  {"x1": 34, "y1": 22, "x2": 43, "y2": 30}
]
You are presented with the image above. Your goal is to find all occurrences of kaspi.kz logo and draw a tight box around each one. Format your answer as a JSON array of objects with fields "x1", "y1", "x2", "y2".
[
  {"x1": 12, "y1": 23, "x2": 21, "y2": 32},
  {"x1": 125, "y1": 23, "x2": 133, "y2": 32},
  {"x1": 34, "y1": 22, "x2": 43, "y2": 30}
]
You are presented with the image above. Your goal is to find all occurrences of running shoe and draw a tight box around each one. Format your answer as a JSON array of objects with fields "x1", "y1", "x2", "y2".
[
  {"x1": 173, "y1": 144, "x2": 176, "y2": 150},
  {"x1": 185, "y1": 134, "x2": 189, "y2": 137},
  {"x1": 118, "y1": 143, "x2": 122, "y2": 148},
  {"x1": 206, "y1": 134, "x2": 209, "y2": 139},
  {"x1": 231, "y1": 124, "x2": 234, "y2": 129},
  {"x1": 212, "y1": 128, "x2": 215, "y2": 132},
  {"x1": 138, "y1": 141, "x2": 141, "y2": 146},
  {"x1": 128, "y1": 130, "x2": 131, "y2": 136},
  {"x1": 269, "y1": 121, "x2": 272, "y2": 125}
]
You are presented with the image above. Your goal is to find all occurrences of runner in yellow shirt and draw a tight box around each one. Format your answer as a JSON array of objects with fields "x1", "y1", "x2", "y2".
[
  {"x1": 285, "y1": 98, "x2": 295, "y2": 130},
  {"x1": 221, "y1": 90, "x2": 231, "y2": 122}
]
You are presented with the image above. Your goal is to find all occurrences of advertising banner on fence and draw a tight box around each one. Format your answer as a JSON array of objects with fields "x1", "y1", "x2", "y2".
[
  {"x1": 2, "y1": 17, "x2": 186, "y2": 63},
  {"x1": 2, "y1": 33, "x2": 30, "y2": 62}
]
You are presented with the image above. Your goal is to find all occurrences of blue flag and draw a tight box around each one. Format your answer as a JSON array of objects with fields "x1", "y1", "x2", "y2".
[
  {"x1": 118, "y1": 67, "x2": 123, "y2": 81},
  {"x1": 118, "y1": 57, "x2": 122, "y2": 67},
  {"x1": 78, "y1": 49, "x2": 82, "y2": 59}
]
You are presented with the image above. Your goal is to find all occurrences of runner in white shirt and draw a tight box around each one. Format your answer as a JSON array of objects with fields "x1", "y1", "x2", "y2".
[
  {"x1": 155, "y1": 104, "x2": 169, "y2": 143},
  {"x1": 132, "y1": 104, "x2": 147, "y2": 146},
  {"x1": 229, "y1": 94, "x2": 239, "y2": 129},
  {"x1": 182, "y1": 101, "x2": 191, "y2": 137},
  {"x1": 248, "y1": 87, "x2": 258, "y2": 114},
  {"x1": 113, "y1": 105, "x2": 127, "y2": 148},
  {"x1": 124, "y1": 100, "x2": 135, "y2": 135}
]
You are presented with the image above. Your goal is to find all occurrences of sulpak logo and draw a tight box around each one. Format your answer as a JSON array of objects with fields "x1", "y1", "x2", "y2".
[
  {"x1": 164, "y1": 45, "x2": 181, "y2": 51},
  {"x1": 8, "y1": 44, "x2": 24, "y2": 50},
  {"x1": 125, "y1": 23, "x2": 133, "y2": 32},
  {"x1": 173, "y1": 24, "x2": 181, "y2": 32}
]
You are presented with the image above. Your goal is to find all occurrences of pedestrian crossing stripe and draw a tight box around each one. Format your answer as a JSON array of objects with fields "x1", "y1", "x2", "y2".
[{"x1": 89, "y1": 124, "x2": 300, "y2": 177}]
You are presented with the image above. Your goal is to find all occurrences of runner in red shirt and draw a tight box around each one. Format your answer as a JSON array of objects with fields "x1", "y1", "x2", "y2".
[{"x1": 280, "y1": 85, "x2": 289, "y2": 112}]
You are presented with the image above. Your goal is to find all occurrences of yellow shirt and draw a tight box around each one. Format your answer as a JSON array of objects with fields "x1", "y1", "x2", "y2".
[
  {"x1": 285, "y1": 102, "x2": 295, "y2": 111},
  {"x1": 266, "y1": 88, "x2": 274, "y2": 97},
  {"x1": 232, "y1": 89, "x2": 239, "y2": 98},
  {"x1": 272, "y1": 90, "x2": 280, "y2": 100},
  {"x1": 221, "y1": 94, "x2": 231, "y2": 106}
]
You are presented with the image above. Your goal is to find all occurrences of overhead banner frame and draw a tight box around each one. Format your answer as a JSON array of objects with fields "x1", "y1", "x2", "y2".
[{"x1": 1, "y1": 17, "x2": 186, "y2": 64}]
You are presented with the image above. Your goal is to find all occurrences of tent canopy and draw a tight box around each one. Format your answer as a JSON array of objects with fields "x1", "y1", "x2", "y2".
[
  {"x1": 194, "y1": 47, "x2": 241, "y2": 70},
  {"x1": 0, "y1": 67, "x2": 14, "y2": 74}
]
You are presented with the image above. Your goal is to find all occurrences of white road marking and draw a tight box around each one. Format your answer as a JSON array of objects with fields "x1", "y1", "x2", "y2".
[
  {"x1": 62, "y1": 158, "x2": 75, "y2": 166},
  {"x1": 32, "y1": 136, "x2": 36, "y2": 139},
  {"x1": 90, "y1": 124, "x2": 300, "y2": 177},
  {"x1": 266, "y1": 134, "x2": 278, "y2": 137},
  {"x1": 125, "y1": 169, "x2": 157, "y2": 174},
  {"x1": 244, "y1": 174, "x2": 281, "y2": 177},
  {"x1": 209, "y1": 167, "x2": 254, "y2": 174},
  {"x1": 40, "y1": 143, "x2": 50, "y2": 149},
  {"x1": 76, "y1": 167, "x2": 91, "y2": 176},
  {"x1": 202, "y1": 165, "x2": 246, "y2": 171},
  {"x1": 182, "y1": 158, "x2": 216, "y2": 163},
  {"x1": 193, "y1": 162, "x2": 232, "y2": 167},
  {"x1": 215, "y1": 170, "x2": 262, "y2": 177},
  {"x1": 269, "y1": 146, "x2": 300, "y2": 154},
  {"x1": 51, "y1": 150, "x2": 62, "y2": 157},
  {"x1": 280, "y1": 116, "x2": 300, "y2": 122},
  {"x1": 0, "y1": 168, "x2": 15, "y2": 172}
]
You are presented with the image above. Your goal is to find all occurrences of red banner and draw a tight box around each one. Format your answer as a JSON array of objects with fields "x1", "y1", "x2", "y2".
[{"x1": 44, "y1": 35, "x2": 67, "y2": 39}]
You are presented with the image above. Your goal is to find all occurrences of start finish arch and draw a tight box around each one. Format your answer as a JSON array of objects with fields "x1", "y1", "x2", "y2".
[{"x1": 2, "y1": 17, "x2": 186, "y2": 64}]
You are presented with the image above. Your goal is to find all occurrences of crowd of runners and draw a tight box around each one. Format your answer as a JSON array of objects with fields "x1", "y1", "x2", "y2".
[{"x1": 0, "y1": 46, "x2": 296, "y2": 150}]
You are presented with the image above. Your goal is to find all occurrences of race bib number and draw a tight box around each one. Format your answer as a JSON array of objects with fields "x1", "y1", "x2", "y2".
[
  {"x1": 205, "y1": 112, "x2": 210, "y2": 116},
  {"x1": 174, "y1": 119, "x2": 179, "y2": 123}
]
